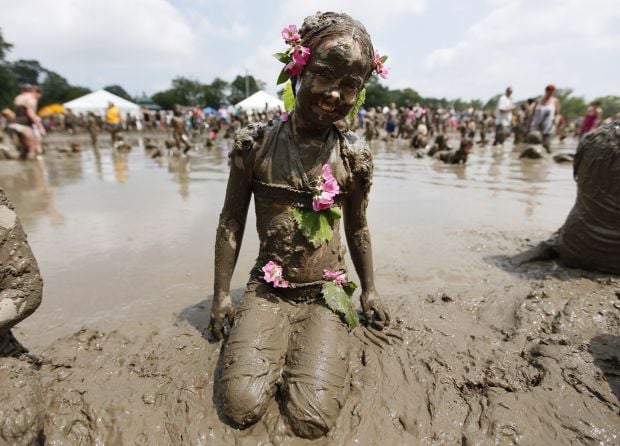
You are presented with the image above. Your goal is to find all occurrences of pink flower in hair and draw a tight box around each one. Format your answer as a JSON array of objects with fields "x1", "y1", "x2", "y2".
[
  {"x1": 373, "y1": 51, "x2": 389, "y2": 79},
  {"x1": 281, "y1": 25, "x2": 301, "y2": 45},
  {"x1": 292, "y1": 45, "x2": 311, "y2": 65},
  {"x1": 285, "y1": 61, "x2": 305, "y2": 77},
  {"x1": 312, "y1": 193, "x2": 334, "y2": 211},
  {"x1": 262, "y1": 261, "x2": 289, "y2": 288}
]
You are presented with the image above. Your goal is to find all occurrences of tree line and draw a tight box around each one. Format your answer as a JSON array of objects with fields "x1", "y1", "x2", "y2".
[{"x1": 1, "y1": 28, "x2": 618, "y2": 119}]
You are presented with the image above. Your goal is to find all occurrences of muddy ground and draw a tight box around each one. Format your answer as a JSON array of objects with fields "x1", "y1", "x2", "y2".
[{"x1": 0, "y1": 132, "x2": 618, "y2": 445}]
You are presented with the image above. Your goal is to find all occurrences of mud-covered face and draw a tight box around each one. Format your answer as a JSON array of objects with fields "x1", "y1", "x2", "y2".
[{"x1": 295, "y1": 34, "x2": 371, "y2": 129}]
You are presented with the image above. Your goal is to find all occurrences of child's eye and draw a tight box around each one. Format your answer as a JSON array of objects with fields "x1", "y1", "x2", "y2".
[{"x1": 316, "y1": 68, "x2": 334, "y2": 79}]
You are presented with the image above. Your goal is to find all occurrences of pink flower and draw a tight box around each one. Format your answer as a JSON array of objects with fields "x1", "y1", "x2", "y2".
[
  {"x1": 373, "y1": 52, "x2": 389, "y2": 79},
  {"x1": 320, "y1": 164, "x2": 340, "y2": 196},
  {"x1": 281, "y1": 25, "x2": 301, "y2": 45},
  {"x1": 262, "y1": 261, "x2": 289, "y2": 288},
  {"x1": 323, "y1": 269, "x2": 348, "y2": 286},
  {"x1": 285, "y1": 61, "x2": 305, "y2": 77},
  {"x1": 292, "y1": 45, "x2": 311, "y2": 65},
  {"x1": 281, "y1": 112, "x2": 289, "y2": 122},
  {"x1": 312, "y1": 192, "x2": 335, "y2": 211},
  {"x1": 373, "y1": 51, "x2": 382, "y2": 65},
  {"x1": 377, "y1": 66, "x2": 389, "y2": 79}
]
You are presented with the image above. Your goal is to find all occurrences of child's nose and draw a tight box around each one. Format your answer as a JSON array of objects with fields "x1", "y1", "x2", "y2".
[{"x1": 324, "y1": 89, "x2": 341, "y2": 103}]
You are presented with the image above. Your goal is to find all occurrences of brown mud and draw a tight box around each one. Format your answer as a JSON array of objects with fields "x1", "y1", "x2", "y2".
[{"x1": 1, "y1": 132, "x2": 618, "y2": 445}]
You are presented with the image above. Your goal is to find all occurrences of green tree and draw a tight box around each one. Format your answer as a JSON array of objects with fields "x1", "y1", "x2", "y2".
[
  {"x1": 203, "y1": 78, "x2": 229, "y2": 108},
  {"x1": 152, "y1": 77, "x2": 205, "y2": 109},
  {"x1": 103, "y1": 84, "x2": 132, "y2": 101},
  {"x1": 0, "y1": 65, "x2": 18, "y2": 108},
  {"x1": 364, "y1": 77, "x2": 392, "y2": 108},
  {"x1": 596, "y1": 96, "x2": 620, "y2": 119},
  {"x1": 9, "y1": 59, "x2": 44, "y2": 85},
  {"x1": 228, "y1": 75, "x2": 265, "y2": 105},
  {"x1": 554, "y1": 88, "x2": 586, "y2": 119},
  {"x1": 392, "y1": 88, "x2": 422, "y2": 107},
  {"x1": 0, "y1": 29, "x2": 18, "y2": 108},
  {"x1": 0, "y1": 28, "x2": 13, "y2": 60}
]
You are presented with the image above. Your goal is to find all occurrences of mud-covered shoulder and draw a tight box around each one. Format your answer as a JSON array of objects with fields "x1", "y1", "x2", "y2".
[
  {"x1": 230, "y1": 121, "x2": 276, "y2": 159},
  {"x1": 341, "y1": 130, "x2": 373, "y2": 183}
]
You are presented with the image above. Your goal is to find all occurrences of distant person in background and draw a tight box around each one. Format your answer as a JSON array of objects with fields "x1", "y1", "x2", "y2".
[
  {"x1": 12, "y1": 84, "x2": 46, "y2": 160},
  {"x1": 530, "y1": 84, "x2": 561, "y2": 152},
  {"x1": 579, "y1": 100, "x2": 602, "y2": 138},
  {"x1": 86, "y1": 111, "x2": 99, "y2": 148},
  {"x1": 493, "y1": 86, "x2": 513, "y2": 146},
  {"x1": 105, "y1": 101, "x2": 122, "y2": 144}
]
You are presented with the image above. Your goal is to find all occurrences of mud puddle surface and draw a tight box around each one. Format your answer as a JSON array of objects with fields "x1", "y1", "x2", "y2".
[{"x1": 1, "y1": 133, "x2": 618, "y2": 445}]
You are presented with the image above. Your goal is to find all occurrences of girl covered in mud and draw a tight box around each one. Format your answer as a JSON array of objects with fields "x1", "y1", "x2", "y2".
[{"x1": 209, "y1": 12, "x2": 390, "y2": 439}]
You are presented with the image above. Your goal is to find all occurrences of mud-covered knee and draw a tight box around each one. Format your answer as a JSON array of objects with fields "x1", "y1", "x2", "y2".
[
  {"x1": 283, "y1": 386, "x2": 343, "y2": 439},
  {"x1": 217, "y1": 376, "x2": 270, "y2": 428}
]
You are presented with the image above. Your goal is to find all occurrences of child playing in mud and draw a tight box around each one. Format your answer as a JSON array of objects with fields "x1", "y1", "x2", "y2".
[
  {"x1": 171, "y1": 105, "x2": 192, "y2": 154},
  {"x1": 436, "y1": 138, "x2": 473, "y2": 164},
  {"x1": 209, "y1": 12, "x2": 390, "y2": 439}
]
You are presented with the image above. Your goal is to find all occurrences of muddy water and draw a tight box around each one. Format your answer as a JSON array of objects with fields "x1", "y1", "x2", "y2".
[
  {"x1": 2, "y1": 132, "x2": 619, "y2": 446},
  {"x1": 1, "y1": 134, "x2": 575, "y2": 346}
]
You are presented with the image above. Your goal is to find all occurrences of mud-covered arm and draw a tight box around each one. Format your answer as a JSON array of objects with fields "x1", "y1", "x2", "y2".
[
  {"x1": 0, "y1": 191, "x2": 43, "y2": 334},
  {"x1": 343, "y1": 148, "x2": 390, "y2": 328},
  {"x1": 213, "y1": 155, "x2": 252, "y2": 296},
  {"x1": 209, "y1": 129, "x2": 256, "y2": 340}
]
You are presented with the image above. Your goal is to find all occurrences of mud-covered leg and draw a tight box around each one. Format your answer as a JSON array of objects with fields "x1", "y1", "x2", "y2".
[
  {"x1": 216, "y1": 283, "x2": 290, "y2": 428},
  {"x1": 0, "y1": 190, "x2": 43, "y2": 357},
  {"x1": 281, "y1": 304, "x2": 349, "y2": 439}
]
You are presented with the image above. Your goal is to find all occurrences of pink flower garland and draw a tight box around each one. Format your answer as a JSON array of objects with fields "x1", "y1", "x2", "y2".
[
  {"x1": 312, "y1": 164, "x2": 340, "y2": 211},
  {"x1": 323, "y1": 269, "x2": 348, "y2": 286},
  {"x1": 262, "y1": 261, "x2": 289, "y2": 288}
]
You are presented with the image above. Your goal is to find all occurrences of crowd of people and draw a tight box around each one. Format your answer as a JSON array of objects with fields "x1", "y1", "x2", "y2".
[{"x1": 0, "y1": 81, "x2": 615, "y2": 164}]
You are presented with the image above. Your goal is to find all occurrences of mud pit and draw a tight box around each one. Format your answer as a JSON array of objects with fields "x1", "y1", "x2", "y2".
[{"x1": 0, "y1": 132, "x2": 618, "y2": 445}]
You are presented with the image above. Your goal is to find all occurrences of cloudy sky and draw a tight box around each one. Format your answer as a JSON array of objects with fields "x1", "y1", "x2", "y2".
[{"x1": 2, "y1": 0, "x2": 619, "y2": 102}]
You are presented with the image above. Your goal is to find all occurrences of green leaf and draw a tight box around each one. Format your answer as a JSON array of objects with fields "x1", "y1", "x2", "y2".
[
  {"x1": 282, "y1": 80, "x2": 296, "y2": 112},
  {"x1": 347, "y1": 87, "x2": 366, "y2": 126},
  {"x1": 322, "y1": 282, "x2": 359, "y2": 328},
  {"x1": 343, "y1": 281, "x2": 357, "y2": 297},
  {"x1": 292, "y1": 208, "x2": 335, "y2": 247},
  {"x1": 380, "y1": 55, "x2": 388, "y2": 63},
  {"x1": 276, "y1": 69, "x2": 289, "y2": 85},
  {"x1": 274, "y1": 52, "x2": 291, "y2": 64},
  {"x1": 327, "y1": 207, "x2": 342, "y2": 220}
]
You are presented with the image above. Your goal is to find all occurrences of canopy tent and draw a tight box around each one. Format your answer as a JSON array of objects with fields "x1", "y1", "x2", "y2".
[
  {"x1": 234, "y1": 90, "x2": 284, "y2": 113},
  {"x1": 63, "y1": 89, "x2": 141, "y2": 118}
]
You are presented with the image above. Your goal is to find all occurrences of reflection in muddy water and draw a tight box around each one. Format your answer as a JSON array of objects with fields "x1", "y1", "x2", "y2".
[{"x1": 0, "y1": 132, "x2": 577, "y2": 345}]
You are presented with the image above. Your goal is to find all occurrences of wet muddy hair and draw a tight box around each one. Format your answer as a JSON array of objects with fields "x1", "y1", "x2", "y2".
[{"x1": 291, "y1": 11, "x2": 375, "y2": 92}]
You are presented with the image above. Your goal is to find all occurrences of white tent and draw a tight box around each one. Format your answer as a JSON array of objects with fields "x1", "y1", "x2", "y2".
[
  {"x1": 63, "y1": 89, "x2": 141, "y2": 118},
  {"x1": 234, "y1": 90, "x2": 284, "y2": 112}
]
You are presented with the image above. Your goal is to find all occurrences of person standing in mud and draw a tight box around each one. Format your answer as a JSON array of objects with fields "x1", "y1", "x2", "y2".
[
  {"x1": 171, "y1": 106, "x2": 192, "y2": 154},
  {"x1": 579, "y1": 100, "x2": 602, "y2": 138},
  {"x1": 209, "y1": 12, "x2": 390, "y2": 439},
  {"x1": 105, "y1": 101, "x2": 122, "y2": 145},
  {"x1": 530, "y1": 84, "x2": 560, "y2": 152},
  {"x1": 493, "y1": 86, "x2": 514, "y2": 147},
  {"x1": 0, "y1": 188, "x2": 43, "y2": 357},
  {"x1": 12, "y1": 84, "x2": 46, "y2": 160},
  {"x1": 86, "y1": 112, "x2": 99, "y2": 148}
]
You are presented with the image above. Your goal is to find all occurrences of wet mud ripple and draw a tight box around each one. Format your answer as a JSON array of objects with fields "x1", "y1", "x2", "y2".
[{"x1": 1, "y1": 276, "x2": 619, "y2": 445}]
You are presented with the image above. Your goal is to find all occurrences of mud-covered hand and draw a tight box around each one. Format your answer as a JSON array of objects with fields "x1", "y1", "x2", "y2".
[
  {"x1": 360, "y1": 290, "x2": 390, "y2": 330},
  {"x1": 208, "y1": 293, "x2": 235, "y2": 341}
]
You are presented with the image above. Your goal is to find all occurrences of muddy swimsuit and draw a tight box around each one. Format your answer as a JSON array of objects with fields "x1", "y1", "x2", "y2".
[{"x1": 217, "y1": 120, "x2": 372, "y2": 438}]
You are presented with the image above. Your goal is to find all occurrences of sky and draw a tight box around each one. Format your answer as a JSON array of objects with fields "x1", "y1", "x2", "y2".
[{"x1": 1, "y1": 0, "x2": 619, "y2": 103}]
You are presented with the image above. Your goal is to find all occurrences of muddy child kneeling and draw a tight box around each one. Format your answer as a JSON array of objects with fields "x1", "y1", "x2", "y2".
[{"x1": 209, "y1": 12, "x2": 390, "y2": 439}]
